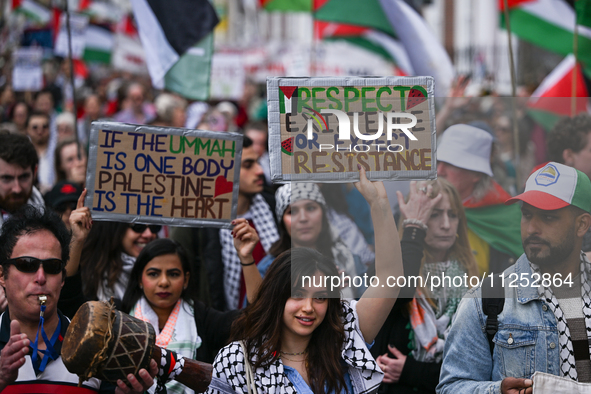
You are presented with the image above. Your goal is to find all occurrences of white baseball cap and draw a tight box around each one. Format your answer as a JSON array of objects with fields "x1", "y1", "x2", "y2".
[
  {"x1": 438, "y1": 124, "x2": 493, "y2": 177},
  {"x1": 506, "y1": 162, "x2": 591, "y2": 212}
]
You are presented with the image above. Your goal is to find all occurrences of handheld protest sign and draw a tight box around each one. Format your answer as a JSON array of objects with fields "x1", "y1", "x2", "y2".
[
  {"x1": 267, "y1": 76, "x2": 436, "y2": 183},
  {"x1": 85, "y1": 121, "x2": 242, "y2": 229}
]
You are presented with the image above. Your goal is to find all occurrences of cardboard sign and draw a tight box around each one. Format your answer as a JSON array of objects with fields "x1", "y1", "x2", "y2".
[
  {"x1": 267, "y1": 76, "x2": 436, "y2": 182},
  {"x1": 85, "y1": 122, "x2": 242, "y2": 229},
  {"x1": 12, "y1": 47, "x2": 43, "y2": 91}
]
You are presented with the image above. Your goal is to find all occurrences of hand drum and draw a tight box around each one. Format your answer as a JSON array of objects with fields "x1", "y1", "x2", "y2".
[{"x1": 62, "y1": 301, "x2": 213, "y2": 392}]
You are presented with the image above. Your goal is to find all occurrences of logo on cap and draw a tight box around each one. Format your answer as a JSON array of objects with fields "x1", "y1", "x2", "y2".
[
  {"x1": 60, "y1": 184, "x2": 77, "y2": 194},
  {"x1": 535, "y1": 164, "x2": 560, "y2": 187}
]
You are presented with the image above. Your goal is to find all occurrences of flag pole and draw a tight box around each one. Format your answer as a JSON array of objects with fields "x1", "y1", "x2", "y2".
[
  {"x1": 64, "y1": 0, "x2": 81, "y2": 159},
  {"x1": 572, "y1": 8, "x2": 579, "y2": 117},
  {"x1": 502, "y1": 0, "x2": 521, "y2": 189}
]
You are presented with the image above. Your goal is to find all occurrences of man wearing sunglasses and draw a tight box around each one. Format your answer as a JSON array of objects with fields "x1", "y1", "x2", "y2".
[{"x1": 0, "y1": 206, "x2": 157, "y2": 393}]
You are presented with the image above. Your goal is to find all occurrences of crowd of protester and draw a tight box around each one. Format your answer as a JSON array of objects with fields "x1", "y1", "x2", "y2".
[{"x1": 1, "y1": 65, "x2": 591, "y2": 393}]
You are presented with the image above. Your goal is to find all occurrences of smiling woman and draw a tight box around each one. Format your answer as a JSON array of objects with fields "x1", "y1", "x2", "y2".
[{"x1": 207, "y1": 168, "x2": 403, "y2": 394}]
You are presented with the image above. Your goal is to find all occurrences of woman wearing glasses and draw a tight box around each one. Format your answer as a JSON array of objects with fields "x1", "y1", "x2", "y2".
[{"x1": 80, "y1": 221, "x2": 161, "y2": 302}]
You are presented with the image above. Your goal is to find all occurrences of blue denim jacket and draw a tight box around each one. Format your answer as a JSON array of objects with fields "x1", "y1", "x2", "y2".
[{"x1": 437, "y1": 254, "x2": 561, "y2": 394}]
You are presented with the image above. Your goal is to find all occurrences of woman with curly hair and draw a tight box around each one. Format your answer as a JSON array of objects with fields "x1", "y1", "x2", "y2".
[{"x1": 207, "y1": 168, "x2": 403, "y2": 393}]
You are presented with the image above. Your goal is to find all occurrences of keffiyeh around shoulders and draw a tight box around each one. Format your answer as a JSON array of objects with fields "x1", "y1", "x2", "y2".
[{"x1": 207, "y1": 300, "x2": 383, "y2": 394}]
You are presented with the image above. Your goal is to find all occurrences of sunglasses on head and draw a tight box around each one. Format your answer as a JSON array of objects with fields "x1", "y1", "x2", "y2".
[
  {"x1": 129, "y1": 224, "x2": 162, "y2": 234},
  {"x1": 3, "y1": 256, "x2": 64, "y2": 275}
]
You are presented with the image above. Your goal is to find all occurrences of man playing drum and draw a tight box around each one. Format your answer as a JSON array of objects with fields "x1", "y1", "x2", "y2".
[{"x1": 0, "y1": 204, "x2": 157, "y2": 393}]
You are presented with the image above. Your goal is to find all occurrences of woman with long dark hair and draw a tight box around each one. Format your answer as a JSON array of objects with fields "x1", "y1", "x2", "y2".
[
  {"x1": 207, "y1": 168, "x2": 403, "y2": 393},
  {"x1": 120, "y1": 219, "x2": 262, "y2": 393}
]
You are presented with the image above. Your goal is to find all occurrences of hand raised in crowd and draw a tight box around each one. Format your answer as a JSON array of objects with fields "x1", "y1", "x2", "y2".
[
  {"x1": 500, "y1": 377, "x2": 533, "y2": 394},
  {"x1": 0, "y1": 321, "x2": 29, "y2": 391},
  {"x1": 115, "y1": 359, "x2": 158, "y2": 394},
  {"x1": 231, "y1": 218, "x2": 260, "y2": 262},
  {"x1": 354, "y1": 165, "x2": 388, "y2": 210},
  {"x1": 376, "y1": 345, "x2": 407, "y2": 384},
  {"x1": 69, "y1": 189, "x2": 92, "y2": 242},
  {"x1": 396, "y1": 181, "x2": 442, "y2": 227},
  {"x1": 66, "y1": 189, "x2": 92, "y2": 277},
  {"x1": 231, "y1": 218, "x2": 263, "y2": 303}
]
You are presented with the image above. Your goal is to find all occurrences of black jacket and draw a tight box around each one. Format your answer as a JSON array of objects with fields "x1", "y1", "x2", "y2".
[
  {"x1": 371, "y1": 227, "x2": 441, "y2": 394},
  {"x1": 193, "y1": 300, "x2": 240, "y2": 364}
]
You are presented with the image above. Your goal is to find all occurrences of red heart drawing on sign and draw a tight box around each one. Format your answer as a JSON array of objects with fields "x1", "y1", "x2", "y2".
[{"x1": 215, "y1": 176, "x2": 233, "y2": 198}]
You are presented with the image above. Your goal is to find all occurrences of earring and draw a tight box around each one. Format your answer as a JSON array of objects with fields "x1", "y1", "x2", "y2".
[
  {"x1": 183, "y1": 286, "x2": 187, "y2": 290},
  {"x1": 139, "y1": 284, "x2": 143, "y2": 289}
]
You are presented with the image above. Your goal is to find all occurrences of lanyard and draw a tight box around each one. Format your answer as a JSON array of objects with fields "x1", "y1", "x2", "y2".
[{"x1": 31, "y1": 303, "x2": 61, "y2": 373}]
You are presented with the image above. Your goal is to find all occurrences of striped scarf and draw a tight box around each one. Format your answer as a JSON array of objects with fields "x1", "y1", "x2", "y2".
[{"x1": 133, "y1": 297, "x2": 202, "y2": 393}]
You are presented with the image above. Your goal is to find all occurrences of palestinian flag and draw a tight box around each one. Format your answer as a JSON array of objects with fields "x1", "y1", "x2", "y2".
[
  {"x1": 528, "y1": 54, "x2": 590, "y2": 131},
  {"x1": 83, "y1": 24, "x2": 113, "y2": 64},
  {"x1": 258, "y1": 0, "x2": 451, "y2": 93},
  {"x1": 79, "y1": 0, "x2": 122, "y2": 23},
  {"x1": 131, "y1": 0, "x2": 219, "y2": 97},
  {"x1": 499, "y1": 0, "x2": 591, "y2": 68},
  {"x1": 12, "y1": 0, "x2": 50, "y2": 25},
  {"x1": 576, "y1": 0, "x2": 591, "y2": 29},
  {"x1": 315, "y1": 0, "x2": 453, "y2": 95},
  {"x1": 316, "y1": 21, "x2": 413, "y2": 75},
  {"x1": 315, "y1": 0, "x2": 396, "y2": 36},
  {"x1": 464, "y1": 181, "x2": 524, "y2": 260},
  {"x1": 259, "y1": 0, "x2": 313, "y2": 12}
]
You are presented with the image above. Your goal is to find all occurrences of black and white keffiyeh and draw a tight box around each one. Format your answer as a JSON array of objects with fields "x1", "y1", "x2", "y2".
[
  {"x1": 220, "y1": 194, "x2": 279, "y2": 310},
  {"x1": 274, "y1": 183, "x2": 326, "y2": 220},
  {"x1": 206, "y1": 300, "x2": 383, "y2": 394},
  {"x1": 530, "y1": 252, "x2": 591, "y2": 381}
]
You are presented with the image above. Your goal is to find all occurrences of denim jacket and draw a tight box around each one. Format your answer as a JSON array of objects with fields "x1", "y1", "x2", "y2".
[{"x1": 437, "y1": 254, "x2": 561, "y2": 394}]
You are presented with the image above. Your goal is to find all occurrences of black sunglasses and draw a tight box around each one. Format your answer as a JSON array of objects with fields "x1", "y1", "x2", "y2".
[
  {"x1": 31, "y1": 124, "x2": 49, "y2": 130},
  {"x1": 4, "y1": 256, "x2": 64, "y2": 275},
  {"x1": 129, "y1": 224, "x2": 162, "y2": 234}
]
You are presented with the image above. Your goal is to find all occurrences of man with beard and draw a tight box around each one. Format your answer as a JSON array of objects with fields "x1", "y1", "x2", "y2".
[
  {"x1": 0, "y1": 131, "x2": 44, "y2": 231},
  {"x1": 438, "y1": 162, "x2": 591, "y2": 394}
]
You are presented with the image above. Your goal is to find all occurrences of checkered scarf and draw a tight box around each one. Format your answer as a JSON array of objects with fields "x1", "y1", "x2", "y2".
[
  {"x1": 220, "y1": 194, "x2": 279, "y2": 310},
  {"x1": 206, "y1": 300, "x2": 383, "y2": 394},
  {"x1": 274, "y1": 183, "x2": 326, "y2": 220},
  {"x1": 530, "y1": 252, "x2": 591, "y2": 381}
]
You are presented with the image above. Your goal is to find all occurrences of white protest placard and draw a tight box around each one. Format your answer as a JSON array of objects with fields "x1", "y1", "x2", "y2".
[
  {"x1": 12, "y1": 47, "x2": 43, "y2": 92},
  {"x1": 267, "y1": 76, "x2": 436, "y2": 183},
  {"x1": 54, "y1": 13, "x2": 89, "y2": 59},
  {"x1": 209, "y1": 53, "x2": 245, "y2": 100},
  {"x1": 85, "y1": 121, "x2": 243, "y2": 229}
]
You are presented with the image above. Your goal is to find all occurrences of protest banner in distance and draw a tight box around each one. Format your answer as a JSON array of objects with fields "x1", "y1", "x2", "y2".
[
  {"x1": 12, "y1": 47, "x2": 43, "y2": 92},
  {"x1": 85, "y1": 122, "x2": 242, "y2": 229},
  {"x1": 267, "y1": 76, "x2": 436, "y2": 182}
]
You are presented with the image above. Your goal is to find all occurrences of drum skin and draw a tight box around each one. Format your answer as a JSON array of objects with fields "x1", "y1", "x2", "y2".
[{"x1": 62, "y1": 301, "x2": 155, "y2": 385}]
